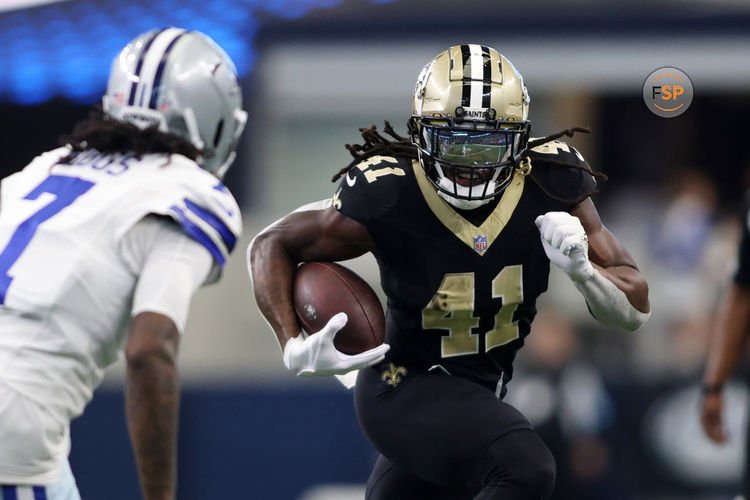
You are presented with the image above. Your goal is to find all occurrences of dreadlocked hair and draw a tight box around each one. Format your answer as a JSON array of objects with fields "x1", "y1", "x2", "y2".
[
  {"x1": 332, "y1": 122, "x2": 607, "y2": 206},
  {"x1": 519, "y1": 126, "x2": 609, "y2": 205},
  {"x1": 331, "y1": 121, "x2": 418, "y2": 182},
  {"x1": 58, "y1": 105, "x2": 201, "y2": 163}
]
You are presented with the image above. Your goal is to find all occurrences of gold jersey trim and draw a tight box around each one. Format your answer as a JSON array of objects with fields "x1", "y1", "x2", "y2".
[{"x1": 412, "y1": 160, "x2": 525, "y2": 255}]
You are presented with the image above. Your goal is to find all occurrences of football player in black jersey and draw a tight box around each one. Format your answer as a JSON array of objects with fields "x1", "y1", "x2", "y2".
[{"x1": 250, "y1": 45, "x2": 650, "y2": 499}]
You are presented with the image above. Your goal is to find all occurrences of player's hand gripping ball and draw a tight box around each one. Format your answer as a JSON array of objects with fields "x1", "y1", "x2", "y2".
[
  {"x1": 293, "y1": 261, "x2": 386, "y2": 354},
  {"x1": 535, "y1": 212, "x2": 594, "y2": 282},
  {"x1": 284, "y1": 262, "x2": 388, "y2": 376}
]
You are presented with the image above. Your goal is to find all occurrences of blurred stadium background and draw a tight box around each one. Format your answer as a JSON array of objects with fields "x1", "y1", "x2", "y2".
[{"x1": 3, "y1": 0, "x2": 750, "y2": 498}]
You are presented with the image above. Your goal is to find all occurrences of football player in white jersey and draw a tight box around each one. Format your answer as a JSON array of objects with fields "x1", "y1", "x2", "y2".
[{"x1": 0, "y1": 28, "x2": 246, "y2": 500}]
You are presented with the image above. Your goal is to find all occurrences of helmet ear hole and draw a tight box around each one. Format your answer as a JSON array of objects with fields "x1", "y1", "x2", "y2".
[{"x1": 213, "y1": 119, "x2": 225, "y2": 148}]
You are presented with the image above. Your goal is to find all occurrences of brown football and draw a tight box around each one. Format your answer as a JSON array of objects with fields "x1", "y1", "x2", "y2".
[{"x1": 293, "y1": 261, "x2": 385, "y2": 355}]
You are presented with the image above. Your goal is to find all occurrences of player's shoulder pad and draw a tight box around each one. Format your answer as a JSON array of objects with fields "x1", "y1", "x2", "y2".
[
  {"x1": 526, "y1": 140, "x2": 597, "y2": 206},
  {"x1": 527, "y1": 140, "x2": 588, "y2": 167},
  {"x1": 342, "y1": 155, "x2": 410, "y2": 190},
  {"x1": 334, "y1": 154, "x2": 410, "y2": 223},
  {"x1": 145, "y1": 156, "x2": 242, "y2": 269}
]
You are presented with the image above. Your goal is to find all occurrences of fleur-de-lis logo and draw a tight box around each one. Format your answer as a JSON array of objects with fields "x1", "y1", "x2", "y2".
[
  {"x1": 332, "y1": 188, "x2": 342, "y2": 210},
  {"x1": 380, "y1": 363, "x2": 407, "y2": 387}
]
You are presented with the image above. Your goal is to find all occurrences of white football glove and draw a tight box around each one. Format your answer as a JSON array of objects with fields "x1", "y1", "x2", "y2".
[
  {"x1": 283, "y1": 312, "x2": 390, "y2": 376},
  {"x1": 535, "y1": 212, "x2": 594, "y2": 282}
]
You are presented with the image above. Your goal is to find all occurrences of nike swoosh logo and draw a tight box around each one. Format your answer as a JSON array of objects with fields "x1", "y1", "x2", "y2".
[{"x1": 346, "y1": 173, "x2": 357, "y2": 187}]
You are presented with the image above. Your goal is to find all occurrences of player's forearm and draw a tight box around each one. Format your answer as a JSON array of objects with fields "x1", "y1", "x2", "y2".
[
  {"x1": 574, "y1": 263, "x2": 650, "y2": 331},
  {"x1": 594, "y1": 263, "x2": 650, "y2": 313},
  {"x1": 249, "y1": 230, "x2": 302, "y2": 350},
  {"x1": 126, "y1": 352, "x2": 180, "y2": 500},
  {"x1": 703, "y1": 284, "x2": 750, "y2": 388}
]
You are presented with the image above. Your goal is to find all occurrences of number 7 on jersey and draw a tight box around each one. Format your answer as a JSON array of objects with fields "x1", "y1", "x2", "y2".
[{"x1": 0, "y1": 175, "x2": 94, "y2": 304}]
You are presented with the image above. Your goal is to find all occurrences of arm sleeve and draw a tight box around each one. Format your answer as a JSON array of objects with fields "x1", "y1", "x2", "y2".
[{"x1": 120, "y1": 216, "x2": 213, "y2": 333}]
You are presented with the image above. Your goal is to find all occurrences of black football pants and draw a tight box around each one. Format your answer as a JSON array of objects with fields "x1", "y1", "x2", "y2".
[{"x1": 354, "y1": 362, "x2": 556, "y2": 499}]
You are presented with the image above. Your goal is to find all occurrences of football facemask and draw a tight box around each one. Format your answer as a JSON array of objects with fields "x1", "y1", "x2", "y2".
[{"x1": 415, "y1": 122, "x2": 525, "y2": 206}]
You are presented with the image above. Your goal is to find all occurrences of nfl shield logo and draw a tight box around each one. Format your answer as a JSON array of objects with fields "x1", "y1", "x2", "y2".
[{"x1": 473, "y1": 235, "x2": 487, "y2": 253}]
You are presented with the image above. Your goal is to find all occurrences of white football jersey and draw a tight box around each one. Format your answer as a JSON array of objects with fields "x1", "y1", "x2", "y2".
[{"x1": 0, "y1": 147, "x2": 241, "y2": 426}]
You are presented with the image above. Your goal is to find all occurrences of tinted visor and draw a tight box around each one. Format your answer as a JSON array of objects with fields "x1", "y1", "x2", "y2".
[{"x1": 425, "y1": 129, "x2": 518, "y2": 167}]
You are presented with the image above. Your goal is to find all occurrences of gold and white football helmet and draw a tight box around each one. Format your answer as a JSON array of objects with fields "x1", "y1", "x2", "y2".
[{"x1": 409, "y1": 44, "x2": 530, "y2": 209}]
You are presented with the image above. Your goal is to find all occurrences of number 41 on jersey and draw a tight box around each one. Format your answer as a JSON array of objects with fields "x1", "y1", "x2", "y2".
[{"x1": 422, "y1": 266, "x2": 523, "y2": 357}]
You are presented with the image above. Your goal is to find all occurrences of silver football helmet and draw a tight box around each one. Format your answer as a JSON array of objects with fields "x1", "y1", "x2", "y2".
[
  {"x1": 409, "y1": 44, "x2": 530, "y2": 210},
  {"x1": 103, "y1": 28, "x2": 247, "y2": 179}
]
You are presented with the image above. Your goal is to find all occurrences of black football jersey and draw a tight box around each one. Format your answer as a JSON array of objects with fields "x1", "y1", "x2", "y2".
[{"x1": 334, "y1": 140, "x2": 596, "y2": 393}]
